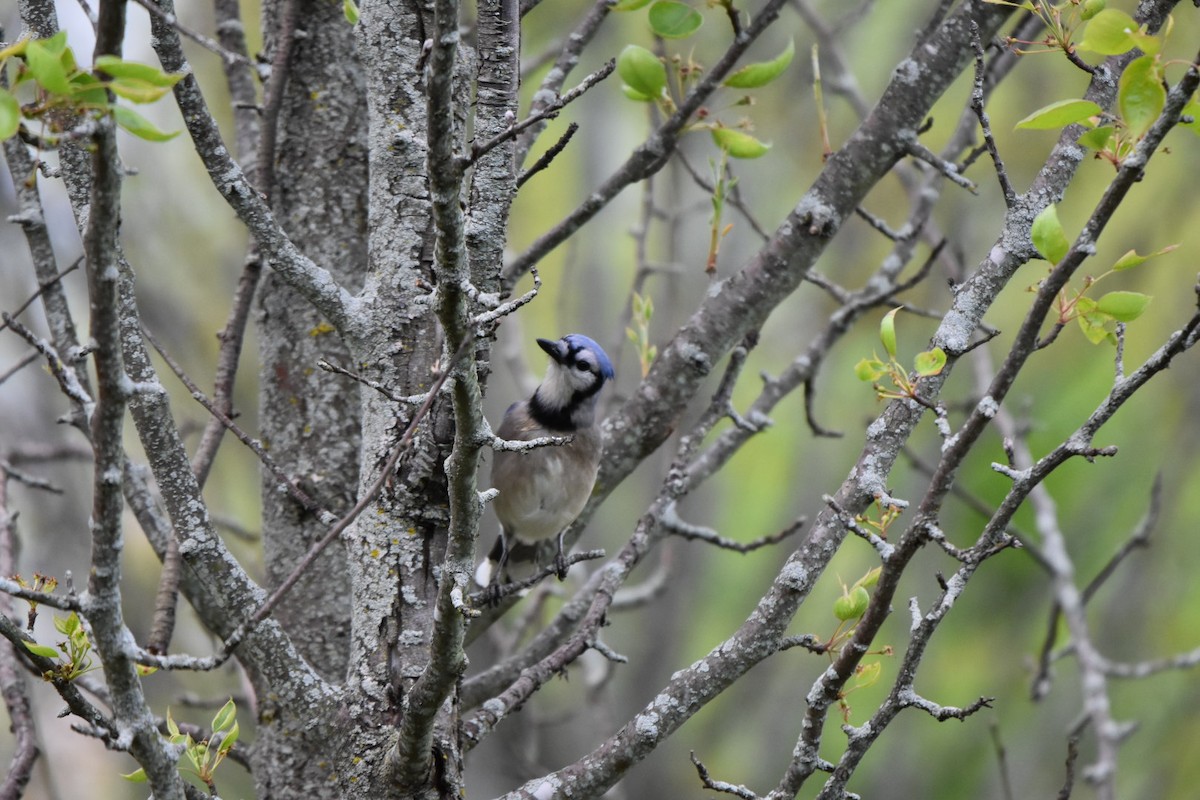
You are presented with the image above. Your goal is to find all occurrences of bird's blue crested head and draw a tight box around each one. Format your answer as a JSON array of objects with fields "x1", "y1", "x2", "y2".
[{"x1": 561, "y1": 334, "x2": 615, "y2": 381}]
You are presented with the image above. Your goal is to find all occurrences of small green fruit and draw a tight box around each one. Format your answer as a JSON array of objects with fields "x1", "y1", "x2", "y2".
[{"x1": 834, "y1": 586, "x2": 870, "y2": 621}]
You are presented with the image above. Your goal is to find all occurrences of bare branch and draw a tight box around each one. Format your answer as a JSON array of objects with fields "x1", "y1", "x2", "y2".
[
  {"x1": 691, "y1": 751, "x2": 762, "y2": 799},
  {"x1": 147, "y1": 0, "x2": 359, "y2": 335},
  {"x1": 317, "y1": 358, "x2": 429, "y2": 405},
  {"x1": 514, "y1": 0, "x2": 613, "y2": 165},
  {"x1": 0, "y1": 467, "x2": 40, "y2": 800},
  {"x1": 467, "y1": 60, "x2": 614, "y2": 167},
  {"x1": 143, "y1": 325, "x2": 337, "y2": 525},
  {"x1": 503, "y1": 0, "x2": 791, "y2": 288},
  {"x1": 1, "y1": 314, "x2": 94, "y2": 418},
  {"x1": 517, "y1": 123, "x2": 578, "y2": 188},
  {"x1": 128, "y1": 0, "x2": 252, "y2": 65},
  {"x1": 466, "y1": 549, "x2": 606, "y2": 607},
  {"x1": 1033, "y1": 475, "x2": 1161, "y2": 699},
  {"x1": 222, "y1": 335, "x2": 474, "y2": 661},
  {"x1": 0, "y1": 614, "x2": 114, "y2": 741},
  {"x1": 902, "y1": 137, "x2": 979, "y2": 193},
  {"x1": 898, "y1": 687, "x2": 993, "y2": 721},
  {"x1": 661, "y1": 502, "x2": 804, "y2": 553},
  {"x1": 969, "y1": 22, "x2": 1016, "y2": 206}
]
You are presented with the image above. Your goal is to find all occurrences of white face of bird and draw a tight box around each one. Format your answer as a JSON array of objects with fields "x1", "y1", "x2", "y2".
[{"x1": 536, "y1": 337, "x2": 607, "y2": 410}]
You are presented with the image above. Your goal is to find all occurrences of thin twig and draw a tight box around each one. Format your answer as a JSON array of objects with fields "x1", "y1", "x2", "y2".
[
  {"x1": 990, "y1": 720, "x2": 1016, "y2": 800},
  {"x1": 0, "y1": 464, "x2": 41, "y2": 800},
  {"x1": 318, "y1": 359, "x2": 428, "y2": 405},
  {"x1": 221, "y1": 335, "x2": 476, "y2": 657},
  {"x1": 514, "y1": 0, "x2": 613, "y2": 164},
  {"x1": 691, "y1": 751, "x2": 761, "y2": 799},
  {"x1": 1056, "y1": 734, "x2": 1081, "y2": 800},
  {"x1": 969, "y1": 22, "x2": 1016, "y2": 207},
  {"x1": 661, "y1": 502, "x2": 803, "y2": 553},
  {"x1": 0, "y1": 351, "x2": 41, "y2": 388},
  {"x1": 1031, "y1": 475, "x2": 1161, "y2": 699},
  {"x1": 0, "y1": 258, "x2": 83, "y2": 335},
  {"x1": 129, "y1": 0, "x2": 252, "y2": 65},
  {"x1": 467, "y1": 61, "x2": 614, "y2": 166},
  {"x1": 517, "y1": 123, "x2": 578, "y2": 188},
  {"x1": 142, "y1": 326, "x2": 336, "y2": 525},
  {"x1": 472, "y1": 265, "x2": 541, "y2": 328},
  {"x1": 1, "y1": 314, "x2": 93, "y2": 415},
  {"x1": 466, "y1": 549, "x2": 606, "y2": 607},
  {"x1": 903, "y1": 138, "x2": 978, "y2": 193}
]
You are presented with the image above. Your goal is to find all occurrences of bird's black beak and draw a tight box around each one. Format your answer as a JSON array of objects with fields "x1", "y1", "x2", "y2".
[{"x1": 537, "y1": 337, "x2": 566, "y2": 363}]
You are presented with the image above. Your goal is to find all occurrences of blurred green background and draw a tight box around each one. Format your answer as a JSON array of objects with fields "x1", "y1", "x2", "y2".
[{"x1": 2, "y1": 0, "x2": 1199, "y2": 797}]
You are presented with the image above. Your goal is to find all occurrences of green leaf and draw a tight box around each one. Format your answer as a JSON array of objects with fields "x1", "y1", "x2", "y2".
[
  {"x1": 184, "y1": 741, "x2": 204, "y2": 772},
  {"x1": 647, "y1": 1, "x2": 703, "y2": 39},
  {"x1": 1077, "y1": 9, "x2": 1138, "y2": 55},
  {"x1": 1113, "y1": 244, "x2": 1177, "y2": 270},
  {"x1": 724, "y1": 39, "x2": 795, "y2": 89},
  {"x1": 879, "y1": 308, "x2": 899, "y2": 360},
  {"x1": 0, "y1": 37, "x2": 30, "y2": 61},
  {"x1": 68, "y1": 73, "x2": 109, "y2": 106},
  {"x1": 1079, "y1": 0, "x2": 1106, "y2": 21},
  {"x1": 621, "y1": 85, "x2": 655, "y2": 102},
  {"x1": 1076, "y1": 310, "x2": 1111, "y2": 344},
  {"x1": 853, "y1": 661, "x2": 883, "y2": 690},
  {"x1": 1031, "y1": 205, "x2": 1069, "y2": 264},
  {"x1": 1015, "y1": 99, "x2": 1102, "y2": 130},
  {"x1": 0, "y1": 89, "x2": 18, "y2": 140},
  {"x1": 710, "y1": 127, "x2": 770, "y2": 158},
  {"x1": 343, "y1": 0, "x2": 359, "y2": 24},
  {"x1": 93, "y1": 56, "x2": 182, "y2": 87},
  {"x1": 611, "y1": 0, "x2": 654, "y2": 9},
  {"x1": 1127, "y1": 29, "x2": 1161, "y2": 57},
  {"x1": 853, "y1": 567, "x2": 882, "y2": 591},
  {"x1": 121, "y1": 768, "x2": 148, "y2": 783},
  {"x1": 616, "y1": 45, "x2": 666, "y2": 101},
  {"x1": 1181, "y1": 100, "x2": 1200, "y2": 136},
  {"x1": 212, "y1": 699, "x2": 237, "y2": 733},
  {"x1": 219, "y1": 720, "x2": 240, "y2": 753},
  {"x1": 109, "y1": 77, "x2": 174, "y2": 103},
  {"x1": 25, "y1": 36, "x2": 73, "y2": 95},
  {"x1": 166, "y1": 708, "x2": 181, "y2": 737},
  {"x1": 111, "y1": 106, "x2": 180, "y2": 141},
  {"x1": 1096, "y1": 290, "x2": 1151, "y2": 322},
  {"x1": 1077, "y1": 125, "x2": 1114, "y2": 151},
  {"x1": 913, "y1": 347, "x2": 946, "y2": 377},
  {"x1": 1118, "y1": 55, "x2": 1165, "y2": 140},
  {"x1": 854, "y1": 357, "x2": 887, "y2": 382},
  {"x1": 23, "y1": 640, "x2": 60, "y2": 659}
]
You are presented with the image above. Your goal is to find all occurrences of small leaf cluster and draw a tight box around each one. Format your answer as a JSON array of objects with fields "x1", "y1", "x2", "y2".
[
  {"x1": 1030, "y1": 204, "x2": 1172, "y2": 344},
  {"x1": 705, "y1": 152, "x2": 736, "y2": 272},
  {"x1": 625, "y1": 292, "x2": 658, "y2": 377},
  {"x1": 824, "y1": 568, "x2": 891, "y2": 722},
  {"x1": 22, "y1": 611, "x2": 96, "y2": 681},
  {"x1": 0, "y1": 32, "x2": 182, "y2": 143},
  {"x1": 124, "y1": 700, "x2": 240, "y2": 792},
  {"x1": 12, "y1": 572, "x2": 57, "y2": 626},
  {"x1": 854, "y1": 308, "x2": 947, "y2": 401},
  {"x1": 985, "y1": 0, "x2": 1115, "y2": 57},
  {"x1": 614, "y1": 1, "x2": 794, "y2": 160},
  {"x1": 1012, "y1": 9, "x2": 1199, "y2": 167},
  {"x1": 855, "y1": 496, "x2": 903, "y2": 541}
]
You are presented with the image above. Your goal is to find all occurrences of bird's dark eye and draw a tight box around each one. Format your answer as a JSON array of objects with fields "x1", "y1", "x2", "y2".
[{"x1": 575, "y1": 361, "x2": 591, "y2": 372}]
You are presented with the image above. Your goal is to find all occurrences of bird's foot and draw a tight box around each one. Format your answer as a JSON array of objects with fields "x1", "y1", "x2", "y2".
[{"x1": 481, "y1": 579, "x2": 504, "y2": 607}]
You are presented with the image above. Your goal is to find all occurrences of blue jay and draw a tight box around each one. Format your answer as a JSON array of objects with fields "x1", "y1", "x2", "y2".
[{"x1": 475, "y1": 334, "x2": 615, "y2": 589}]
